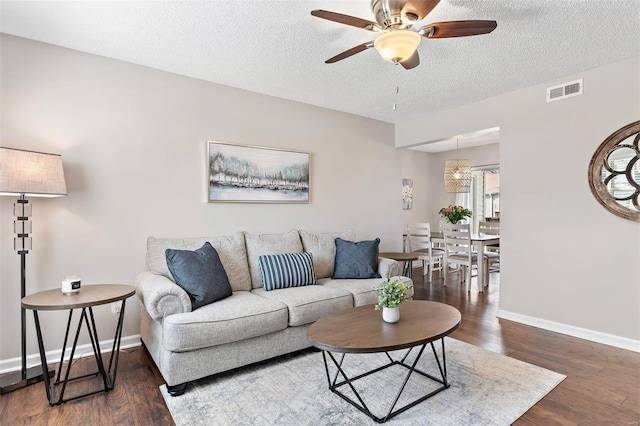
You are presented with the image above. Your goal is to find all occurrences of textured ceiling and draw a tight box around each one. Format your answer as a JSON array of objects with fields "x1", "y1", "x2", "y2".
[{"x1": 1, "y1": 0, "x2": 639, "y2": 125}]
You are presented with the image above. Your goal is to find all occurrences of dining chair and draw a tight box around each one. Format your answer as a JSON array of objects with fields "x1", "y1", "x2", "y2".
[
  {"x1": 478, "y1": 221, "x2": 500, "y2": 272},
  {"x1": 442, "y1": 223, "x2": 490, "y2": 291},
  {"x1": 407, "y1": 223, "x2": 444, "y2": 283},
  {"x1": 479, "y1": 220, "x2": 500, "y2": 240}
]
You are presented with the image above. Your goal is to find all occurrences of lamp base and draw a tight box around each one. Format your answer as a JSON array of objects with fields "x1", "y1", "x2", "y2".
[{"x1": 0, "y1": 365, "x2": 55, "y2": 395}]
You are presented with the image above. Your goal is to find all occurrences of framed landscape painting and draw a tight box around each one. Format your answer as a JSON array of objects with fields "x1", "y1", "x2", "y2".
[{"x1": 207, "y1": 141, "x2": 310, "y2": 203}]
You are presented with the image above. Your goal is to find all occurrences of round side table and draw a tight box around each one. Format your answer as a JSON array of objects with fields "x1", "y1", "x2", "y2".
[
  {"x1": 379, "y1": 251, "x2": 420, "y2": 278},
  {"x1": 22, "y1": 284, "x2": 135, "y2": 406}
]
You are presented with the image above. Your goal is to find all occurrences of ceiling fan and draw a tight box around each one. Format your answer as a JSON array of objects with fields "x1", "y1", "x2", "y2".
[{"x1": 311, "y1": 0, "x2": 497, "y2": 70}]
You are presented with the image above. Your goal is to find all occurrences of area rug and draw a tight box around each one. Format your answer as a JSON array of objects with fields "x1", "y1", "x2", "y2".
[{"x1": 160, "y1": 338, "x2": 565, "y2": 425}]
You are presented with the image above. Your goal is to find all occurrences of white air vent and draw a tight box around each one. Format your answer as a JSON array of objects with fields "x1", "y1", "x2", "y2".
[{"x1": 547, "y1": 79, "x2": 583, "y2": 102}]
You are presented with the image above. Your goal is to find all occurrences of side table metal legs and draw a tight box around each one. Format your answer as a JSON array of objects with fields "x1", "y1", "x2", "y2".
[
  {"x1": 32, "y1": 299, "x2": 127, "y2": 405},
  {"x1": 401, "y1": 261, "x2": 413, "y2": 279},
  {"x1": 320, "y1": 338, "x2": 449, "y2": 423}
]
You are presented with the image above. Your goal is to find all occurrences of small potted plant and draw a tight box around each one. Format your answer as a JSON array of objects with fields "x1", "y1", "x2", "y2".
[{"x1": 375, "y1": 278, "x2": 413, "y2": 323}]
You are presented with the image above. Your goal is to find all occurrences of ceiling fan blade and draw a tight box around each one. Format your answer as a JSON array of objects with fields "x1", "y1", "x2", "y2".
[
  {"x1": 422, "y1": 20, "x2": 497, "y2": 38},
  {"x1": 311, "y1": 10, "x2": 380, "y2": 31},
  {"x1": 325, "y1": 42, "x2": 374, "y2": 63},
  {"x1": 403, "y1": 0, "x2": 441, "y2": 20},
  {"x1": 400, "y1": 51, "x2": 420, "y2": 70}
]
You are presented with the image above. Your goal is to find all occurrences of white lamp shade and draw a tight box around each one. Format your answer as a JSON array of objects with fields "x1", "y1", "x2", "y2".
[
  {"x1": 0, "y1": 147, "x2": 67, "y2": 197},
  {"x1": 444, "y1": 159, "x2": 472, "y2": 193},
  {"x1": 374, "y1": 30, "x2": 421, "y2": 63}
]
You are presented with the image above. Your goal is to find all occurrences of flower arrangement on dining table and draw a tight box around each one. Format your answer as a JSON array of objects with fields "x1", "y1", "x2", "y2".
[{"x1": 439, "y1": 205, "x2": 473, "y2": 224}]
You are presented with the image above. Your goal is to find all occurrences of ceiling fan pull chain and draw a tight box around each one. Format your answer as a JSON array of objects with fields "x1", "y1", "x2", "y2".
[
  {"x1": 393, "y1": 63, "x2": 400, "y2": 111},
  {"x1": 393, "y1": 85, "x2": 399, "y2": 110}
]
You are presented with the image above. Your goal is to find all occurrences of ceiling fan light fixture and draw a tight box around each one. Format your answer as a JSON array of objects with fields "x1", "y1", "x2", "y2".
[{"x1": 373, "y1": 30, "x2": 421, "y2": 63}]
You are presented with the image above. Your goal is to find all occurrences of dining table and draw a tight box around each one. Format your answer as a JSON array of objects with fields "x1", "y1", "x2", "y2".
[{"x1": 430, "y1": 231, "x2": 500, "y2": 292}]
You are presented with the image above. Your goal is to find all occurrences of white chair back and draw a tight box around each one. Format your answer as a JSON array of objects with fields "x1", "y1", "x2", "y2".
[
  {"x1": 479, "y1": 221, "x2": 500, "y2": 235},
  {"x1": 443, "y1": 223, "x2": 498, "y2": 291},
  {"x1": 407, "y1": 223, "x2": 433, "y2": 251},
  {"x1": 442, "y1": 223, "x2": 473, "y2": 262},
  {"x1": 442, "y1": 223, "x2": 475, "y2": 290},
  {"x1": 407, "y1": 223, "x2": 443, "y2": 283}
]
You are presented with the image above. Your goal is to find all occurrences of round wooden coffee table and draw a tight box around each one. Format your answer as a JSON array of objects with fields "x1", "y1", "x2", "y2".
[{"x1": 308, "y1": 300, "x2": 461, "y2": 423}]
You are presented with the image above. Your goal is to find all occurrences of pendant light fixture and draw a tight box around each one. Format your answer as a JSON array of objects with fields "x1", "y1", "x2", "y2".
[{"x1": 444, "y1": 139, "x2": 471, "y2": 193}]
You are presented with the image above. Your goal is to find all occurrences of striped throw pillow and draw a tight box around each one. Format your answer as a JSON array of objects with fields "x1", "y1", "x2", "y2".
[{"x1": 258, "y1": 252, "x2": 317, "y2": 291}]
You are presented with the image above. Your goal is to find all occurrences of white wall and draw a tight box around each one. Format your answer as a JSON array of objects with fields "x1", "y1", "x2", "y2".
[
  {"x1": 401, "y1": 144, "x2": 500, "y2": 231},
  {"x1": 401, "y1": 149, "x2": 432, "y2": 233},
  {"x1": 396, "y1": 57, "x2": 640, "y2": 346},
  {"x1": 0, "y1": 35, "x2": 403, "y2": 363}
]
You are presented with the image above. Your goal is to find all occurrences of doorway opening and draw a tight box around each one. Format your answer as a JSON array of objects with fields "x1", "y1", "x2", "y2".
[{"x1": 470, "y1": 166, "x2": 500, "y2": 233}]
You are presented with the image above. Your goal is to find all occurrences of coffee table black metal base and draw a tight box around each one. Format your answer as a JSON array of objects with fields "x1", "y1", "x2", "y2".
[{"x1": 320, "y1": 338, "x2": 449, "y2": 423}]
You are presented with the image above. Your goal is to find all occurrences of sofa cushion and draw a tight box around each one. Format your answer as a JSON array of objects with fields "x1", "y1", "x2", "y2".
[
  {"x1": 162, "y1": 291, "x2": 288, "y2": 352},
  {"x1": 259, "y1": 252, "x2": 317, "y2": 291},
  {"x1": 333, "y1": 238, "x2": 381, "y2": 279},
  {"x1": 245, "y1": 230, "x2": 303, "y2": 289},
  {"x1": 147, "y1": 233, "x2": 251, "y2": 292},
  {"x1": 299, "y1": 229, "x2": 356, "y2": 279},
  {"x1": 320, "y1": 276, "x2": 414, "y2": 307},
  {"x1": 166, "y1": 242, "x2": 232, "y2": 310},
  {"x1": 251, "y1": 285, "x2": 353, "y2": 327}
]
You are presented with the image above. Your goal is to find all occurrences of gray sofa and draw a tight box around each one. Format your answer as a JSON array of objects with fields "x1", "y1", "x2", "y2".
[{"x1": 135, "y1": 229, "x2": 412, "y2": 395}]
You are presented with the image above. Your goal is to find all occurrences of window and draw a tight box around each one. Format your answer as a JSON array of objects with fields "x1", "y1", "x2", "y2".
[{"x1": 470, "y1": 166, "x2": 500, "y2": 233}]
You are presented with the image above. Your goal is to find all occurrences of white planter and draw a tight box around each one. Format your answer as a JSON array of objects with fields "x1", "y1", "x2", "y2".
[{"x1": 382, "y1": 307, "x2": 400, "y2": 323}]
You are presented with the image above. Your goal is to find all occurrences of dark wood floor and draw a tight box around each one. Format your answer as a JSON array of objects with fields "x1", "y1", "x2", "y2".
[{"x1": 1, "y1": 269, "x2": 638, "y2": 425}]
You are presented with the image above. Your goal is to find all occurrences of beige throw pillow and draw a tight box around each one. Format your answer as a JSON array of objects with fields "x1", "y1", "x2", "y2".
[
  {"x1": 299, "y1": 229, "x2": 356, "y2": 279},
  {"x1": 244, "y1": 230, "x2": 303, "y2": 289},
  {"x1": 146, "y1": 232, "x2": 251, "y2": 292}
]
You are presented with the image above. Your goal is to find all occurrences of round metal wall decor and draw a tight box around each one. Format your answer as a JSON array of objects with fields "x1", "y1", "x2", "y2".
[{"x1": 588, "y1": 120, "x2": 640, "y2": 222}]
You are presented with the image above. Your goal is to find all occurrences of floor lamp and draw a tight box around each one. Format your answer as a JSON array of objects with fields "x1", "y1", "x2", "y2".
[{"x1": 0, "y1": 147, "x2": 67, "y2": 394}]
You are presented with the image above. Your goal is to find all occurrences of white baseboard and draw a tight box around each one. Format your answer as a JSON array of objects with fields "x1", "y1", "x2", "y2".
[
  {"x1": 497, "y1": 310, "x2": 640, "y2": 353},
  {"x1": 0, "y1": 334, "x2": 141, "y2": 375}
]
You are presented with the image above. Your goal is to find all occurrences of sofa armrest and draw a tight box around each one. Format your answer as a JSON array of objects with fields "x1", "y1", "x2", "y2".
[
  {"x1": 378, "y1": 257, "x2": 400, "y2": 278},
  {"x1": 135, "y1": 271, "x2": 192, "y2": 320}
]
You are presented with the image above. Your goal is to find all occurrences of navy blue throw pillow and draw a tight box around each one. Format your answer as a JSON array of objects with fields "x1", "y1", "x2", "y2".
[
  {"x1": 332, "y1": 238, "x2": 381, "y2": 279},
  {"x1": 166, "y1": 242, "x2": 232, "y2": 310}
]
